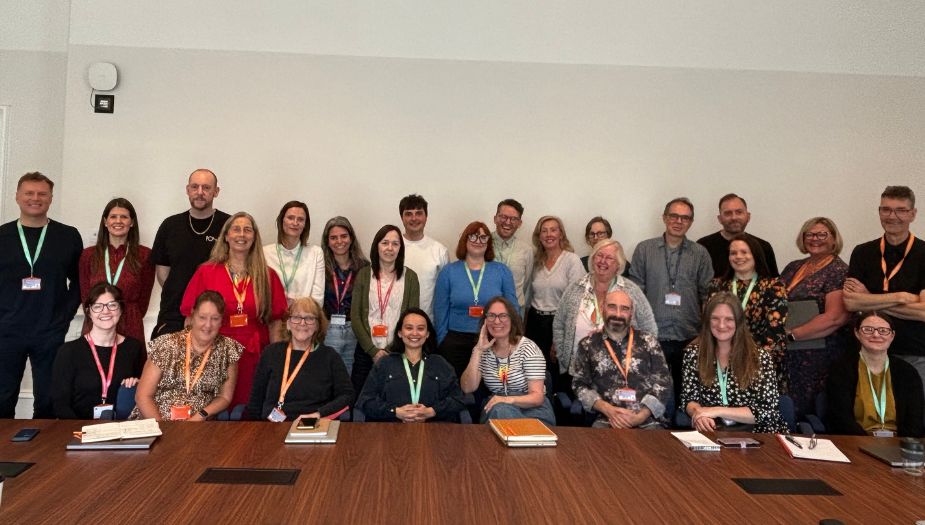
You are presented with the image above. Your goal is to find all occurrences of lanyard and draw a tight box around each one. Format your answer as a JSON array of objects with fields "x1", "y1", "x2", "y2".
[
  {"x1": 105, "y1": 247, "x2": 127, "y2": 286},
  {"x1": 275, "y1": 243, "x2": 303, "y2": 293},
  {"x1": 376, "y1": 275, "x2": 396, "y2": 324},
  {"x1": 225, "y1": 266, "x2": 251, "y2": 313},
  {"x1": 16, "y1": 221, "x2": 48, "y2": 276},
  {"x1": 862, "y1": 354, "x2": 890, "y2": 427},
  {"x1": 603, "y1": 328, "x2": 635, "y2": 386},
  {"x1": 332, "y1": 269, "x2": 354, "y2": 311},
  {"x1": 402, "y1": 356, "x2": 425, "y2": 404},
  {"x1": 716, "y1": 361, "x2": 729, "y2": 406},
  {"x1": 85, "y1": 334, "x2": 118, "y2": 403},
  {"x1": 494, "y1": 354, "x2": 510, "y2": 396},
  {"x1": 277, "y1": 342, "x2": 314, "y2": 408},
  {"x1": 880, "y1": 234, "x2": 915, "y2": 292},
  {"x1": 731, "y1": 275, "x2": 757, "y2": 310},
  {"x1": 464, "y1": 264, "x2": 486, "y2": 305},
  {"x1": 785, "y1": 255, "x2": 833, "y2": 293},
  {"x1": 184, "y1": 332, "x2": 213, "y2": 398},
  {"x1": 662, "y1": 239, "x2": 684, "y2": 290}
]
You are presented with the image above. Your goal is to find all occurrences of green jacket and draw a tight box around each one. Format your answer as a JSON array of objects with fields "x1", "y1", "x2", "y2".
[{"x1": 350, "y1": 266, "x2": 419, "y2": 357}]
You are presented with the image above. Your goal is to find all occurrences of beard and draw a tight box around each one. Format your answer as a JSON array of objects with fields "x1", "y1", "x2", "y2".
[{"x1": 605, "y1": 315, "x2": 629, "y2": 332}]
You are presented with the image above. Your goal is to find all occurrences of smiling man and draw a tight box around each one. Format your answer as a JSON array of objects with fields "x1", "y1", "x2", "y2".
[
  {"x1": 150, "y1": 169, "x2": 230, "y2": 339},
  {"x1": 491, "y1": 198, "x2": 533, "y2": 312},
  {"x1": 0, "y1": 172, "x2": 83, "y2": 418},
  {"x1": 399, "y1": 194, "x2": 448, "y2": 320},
  {"x1": 697, "y1": 193, "x2": 779, "y2": 278}
]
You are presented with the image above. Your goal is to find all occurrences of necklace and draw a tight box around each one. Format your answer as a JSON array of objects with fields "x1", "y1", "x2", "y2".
[{"x1": 189, "y1": 211, "x2": 216, "y2": 236}]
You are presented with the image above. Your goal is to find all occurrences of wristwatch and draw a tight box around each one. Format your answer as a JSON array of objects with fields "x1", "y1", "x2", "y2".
[{"x1": 198, "y1": 409, "x2": 210, "y2": 420}]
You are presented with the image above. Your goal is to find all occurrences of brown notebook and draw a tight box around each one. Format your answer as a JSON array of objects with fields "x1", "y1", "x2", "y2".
[{"x1": 489, "y1": 418, "x2": 557, "y2": 447}]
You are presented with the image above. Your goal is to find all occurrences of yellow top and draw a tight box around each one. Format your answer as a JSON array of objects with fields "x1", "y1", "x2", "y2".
[{"x1": 854, "y1": 360, "x2": 897, "y2": 434}]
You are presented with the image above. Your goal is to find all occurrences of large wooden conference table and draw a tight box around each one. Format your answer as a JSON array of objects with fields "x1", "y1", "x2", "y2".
[{"x1": 0, "y1": 420, "x2": 923, "y2": 524}]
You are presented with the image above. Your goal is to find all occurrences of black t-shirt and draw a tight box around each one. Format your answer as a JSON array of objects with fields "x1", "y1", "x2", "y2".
[
  {"x1": 51, "y1": 336, "x2": 146, "y2": 419},
  {"x1": 848, "y1": 236, "x2": 925, "y2": 357},
  {"x1": 697, "y1": 230, "x2": 780, "y2": 278},
  {"x1": 151, "y1": 210, "x2": 230, "y2": 326}
]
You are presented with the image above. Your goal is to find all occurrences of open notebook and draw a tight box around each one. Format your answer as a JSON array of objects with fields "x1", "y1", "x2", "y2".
[{"x1": 776, "y1": 434, "x2": 850, "y2": 463}]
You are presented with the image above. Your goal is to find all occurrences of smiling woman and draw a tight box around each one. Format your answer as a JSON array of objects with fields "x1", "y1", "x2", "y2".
[{"x1": 263, "y1": 201, "x2": 325, "y2": 308}]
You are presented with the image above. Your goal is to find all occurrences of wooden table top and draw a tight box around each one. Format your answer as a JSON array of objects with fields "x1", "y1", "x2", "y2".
[{"x1": 0, "y1": 420, "x2": 923, "y2": 524}]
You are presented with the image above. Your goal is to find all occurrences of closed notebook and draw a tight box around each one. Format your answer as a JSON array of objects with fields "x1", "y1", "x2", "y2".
[
  {"x1": 285, "y1": 419, "x2": 340, "y2": 444},
  {"x1": 671, "y1": 431, "x2": 721, "y2": 452},
  {"x1": 489, "y1": 418, "x2": 557, "y2": 447}
]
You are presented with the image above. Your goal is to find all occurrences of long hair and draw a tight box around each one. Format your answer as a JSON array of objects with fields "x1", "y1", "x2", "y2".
[
  {"x1": 390, "y1": 308, "x2": 438, "y2": 355},
  {"x1": 697, "y1": 292, "x2": 760, "y2": 390},
  {"x1": 92, "y1": 198, "x2": 141, "y2": 274},
  {"x1": 532, "y1": 215, "x2": 574, "y2": 268},
  {"x1": 209, "y1": 212, "x2": 274, "y2": 324},
  {"x1": 477, "y1": 296, "x2": 525, "y2": 346},
  {"x1": 369, "y1": 224, "x2": 405, "y2": 280},
  {"x1": 321, "y1": 216, "x2": 369, "y2": 276},
  {"x1": 275, "y1": 201, "x2": 310, "y2": 246}
]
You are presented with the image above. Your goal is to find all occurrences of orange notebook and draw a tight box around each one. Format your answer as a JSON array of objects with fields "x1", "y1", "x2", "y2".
[{"x1": 489, "y1": 418, "x2": 557, "y2": 447}]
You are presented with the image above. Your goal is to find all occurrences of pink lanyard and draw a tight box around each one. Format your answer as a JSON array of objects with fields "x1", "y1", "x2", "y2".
[{"x1": 85, "y1": 334, "x2": 118, "y2": 403}]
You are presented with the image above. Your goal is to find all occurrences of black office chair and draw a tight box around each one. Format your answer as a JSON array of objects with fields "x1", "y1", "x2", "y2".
[{"x1": 100, "y1": 385, "x2": 138, "y2": 420}]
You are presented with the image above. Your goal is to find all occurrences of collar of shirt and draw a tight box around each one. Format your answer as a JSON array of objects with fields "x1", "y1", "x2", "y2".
[
  {"x1": 492, "y1": 231, "x2": 518, "y2": 249},
  {"x1": 656, "y1": 235, "x2": 690, "y2": 250}
]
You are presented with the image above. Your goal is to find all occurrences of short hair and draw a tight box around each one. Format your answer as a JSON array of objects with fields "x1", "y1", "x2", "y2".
[
  {"x1": 724, "y1": 233, "x2": 771, "y2": 279},
  {"x1": 853, "y1": 310, "x2": 896, "y2": 333},
  {"x1": 188, "y1": 168, "x2": 218, "y2": 186},
  {"x1": 287, "y1": 297, "x2": 328, "y2": 345},
  {"x1": 478, "y1": 296, "x2": 525, "y2": 345},
  {"x1": 399, "y1": 194, "x2": 428, "y2": 215},
  {"x1": 881, "y1": 186, "x2": 916, "y2": 208},
  {"x1": 17, "y1": 172, "x2": 54, "y2": 191},
  {"x1": 718, "y1": 193, "x2": 747, "y2": 210},
  {"x1": 81, "y1": 282, "x2": 125, "y2": 335},
  {"x1": 589, "y1": 238, "x2": 626, "y2": 274},
  {"x1": 584, "y1": 216, "x2": 612, "y2": 240},
  {"x1": 275, "y1": 201, "x2": 310, "y2": 246},
  {"x1": 390, "y1": 308, "x2": 438, "y2": 355},
  {"x1": 663, "y1": 197, "x2": 695, "y2": 219},
  {"x1": 795, "y1": 217, "x2": 843, "y2": 256},
  {"x1": 193, "y1": 290, "x2": 226, "y2": 316},
  {"x1": 495, "y1": 198, "x2": 524, "y2": 217},
  {"x1": 455, "y1": 221, "x2": 495, "y2": 261},
  {"x1": 370, "y1": 224, "x2": 405, "y2": 280}
]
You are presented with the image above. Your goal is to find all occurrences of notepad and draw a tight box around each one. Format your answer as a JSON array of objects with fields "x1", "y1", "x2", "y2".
[
  {"x1": 776, "y1": 434, "x2": 850, "y2": 463},
  {"x1": 671, "y1": 431, "x2": 721, "y2": 451},
  {"x1": 284, "y1": 419, "x2": 340, "y2": 444},
  {"x1": 79, "y1": 419, "x2": 162, "y2": 443},
  {"x1": 489, "y1": 418, "x2": 558, "y2": 447}
]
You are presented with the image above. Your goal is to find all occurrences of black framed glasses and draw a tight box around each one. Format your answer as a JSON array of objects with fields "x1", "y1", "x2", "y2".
[
  {"x1": 290, "y1": 315, "x2": 319, "y2": 325},
  {"x1": 803, "y1": 231, "x2": 829, "y2": 240},
  {"x1": 467, "y1": 234, "x2": 490, "y2": 244},
  {"x1": 89, "y1": 301, "x2": 121, "y2": 313},
  {"x1": 859, "y1": 326, "x2": 894, "y2": 336}
]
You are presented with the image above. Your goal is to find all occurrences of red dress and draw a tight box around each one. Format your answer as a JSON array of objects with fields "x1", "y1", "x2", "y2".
[
  {"x1": 79, "y1": 244, "x2": 155, "y2": 342},
  {"x1": 180, "y1": 262, "x2": 287, "y2": 407}
]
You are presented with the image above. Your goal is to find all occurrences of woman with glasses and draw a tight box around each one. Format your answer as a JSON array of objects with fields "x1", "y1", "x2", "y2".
[
  {"x1": 779, "y1": 217, "x2": 850, "y2": 418},
  {"x1": 434, "y1": 221, "x2": 519, "y2": 377},
  {"x1": 460, "y1": 296, "x2": 555, "y2": 426},
  {"x1": 825, "y1": 312, "x2": 923, "y2": 437},
  {"x1": 246, "y1": 297, "x2": 353, "y2": 422},
  {"x1": 52, "y1": 282, "x2": 145, "y2": 419},
  {"x1": 579, "y1": 216, "x2": 631, "y2": 276}
]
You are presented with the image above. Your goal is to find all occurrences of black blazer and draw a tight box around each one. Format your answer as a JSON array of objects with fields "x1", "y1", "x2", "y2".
[{"x1": 825, "y1": 352, "x2": 924, "y2": 437}]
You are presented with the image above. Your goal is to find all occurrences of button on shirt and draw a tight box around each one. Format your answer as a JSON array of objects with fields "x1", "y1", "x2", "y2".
[{"x1": 492, "y1": 232, "x2": 533, "y2": 312}]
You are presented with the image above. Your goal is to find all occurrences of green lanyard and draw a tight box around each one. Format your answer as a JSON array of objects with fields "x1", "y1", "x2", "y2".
[
  {"x1": 402, "y1": 356, "x2": 425, "y2": 404},
  {"x1": 731, "y1": 275, "x2": 757, "y2": 309},
  {"x1": 104, "y1": 248, "x2": 126, "y2": 286},
  {"x1": 275, "y1": 243, "x2": 303, "y2": 293},
  {"x1": 716, "y1": 361, "x2": 729, "y2": 406},
  {"x1": 17, "y1": 221, "x2": 48, "y2": 276},
  {"x1": 464, "y1": 264, "x2": 486, "y2": 305},
  {"x1": 862, "y1": 354, "x2": 890, "y2": 426}
]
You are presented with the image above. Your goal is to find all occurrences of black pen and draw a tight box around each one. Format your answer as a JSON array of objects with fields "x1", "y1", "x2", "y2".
[{"x1": 785, "y1": 435, "x2": 803, "y2": 449}]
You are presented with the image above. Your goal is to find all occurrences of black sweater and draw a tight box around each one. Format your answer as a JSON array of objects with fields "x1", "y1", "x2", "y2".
[{"x1": 51, "y1": 336, "x2": 146, "y2": 419}]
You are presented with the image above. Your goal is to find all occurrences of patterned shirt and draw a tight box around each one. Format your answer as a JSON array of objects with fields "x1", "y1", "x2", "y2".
[{"x1": 479, "y1": 337, "x2": 546, "y2": 396}]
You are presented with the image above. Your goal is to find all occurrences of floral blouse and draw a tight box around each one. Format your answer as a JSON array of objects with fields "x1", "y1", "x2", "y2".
[{"x1": 680, "y1": 343, "x2": 787, "y2": 433}]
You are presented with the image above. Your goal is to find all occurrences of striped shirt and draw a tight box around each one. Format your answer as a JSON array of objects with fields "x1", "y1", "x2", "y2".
[{"x1": 479, "y1": 337, "x2": 546, "y2": 395}]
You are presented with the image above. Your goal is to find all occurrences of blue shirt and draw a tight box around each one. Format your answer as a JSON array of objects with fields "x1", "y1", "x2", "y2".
[{"x1": 433, "y1": 261, "x2": 519, "y2": 343}]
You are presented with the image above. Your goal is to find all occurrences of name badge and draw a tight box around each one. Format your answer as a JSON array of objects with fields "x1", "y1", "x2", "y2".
[
  {"x1": 664, "y1": 292, "x2": 681, "y2": 306},
  {"x1": 229, "y1": 313, "x2": 248, "y2": 328},
  {"x1": 372, "y1": 324, "x2": 388, "y2": 337},
  {"x1": 873, "y1": 429, "x2": 895, "y2": 438},
  {"x1": 616, "y1": 388, "x2": 637, "y2": 403},
  {"x1": 92, "y1": 403, "x2": 114, "y2": 420},
  {"x1": 468, "y1": 305, "x2": 484, "y2": 318},
  {"x1": 267, "y1": 407, "x2": 287, "y2": 423},
  {"x1": 170, "y1": 404, "x2": 192, "y2": 421},
  {"x1": 22, "y1": 277, "x2": 42, "y2": 291},
  {"x1": 330, "y1": 314, "x2": 347, "y2": 326}
]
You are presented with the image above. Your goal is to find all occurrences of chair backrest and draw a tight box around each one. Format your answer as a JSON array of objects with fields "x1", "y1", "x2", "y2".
[
  {"x1": 779, "y1": 395, "x2": 797, "y2": 432},
  {"x1": 115, "y1": 385, "x2": 138, "y2": 420}
]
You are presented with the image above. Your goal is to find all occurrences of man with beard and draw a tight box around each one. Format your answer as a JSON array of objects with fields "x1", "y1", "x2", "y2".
[
  {"x1": 150, "y1": 169, "x2": 230, "y2": 338},
  {"x1": 697, "y1": 193, "x2": 779, "y2": 278},
  {"x1": 570, "y1": 289, "x2": 672, "y2": 429}
]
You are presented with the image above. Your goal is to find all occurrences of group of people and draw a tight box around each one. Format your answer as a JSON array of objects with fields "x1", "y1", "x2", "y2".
[{"x1": 2, "y1": 169, "x2": 922, "y2": 438}]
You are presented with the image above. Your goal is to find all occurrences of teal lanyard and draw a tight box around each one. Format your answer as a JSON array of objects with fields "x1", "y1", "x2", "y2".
[
  {"x1": 275, "y1": 243, "x2": 303, "y2": 293},
  {"x1": 716, "y1": 361, "x2": 729, "y2": 406},
  {"x1": 17, "y1": 221, "x2": 48, "y2": 276},
  {"x1": 464, "y1": 264, "x2": 486, "y2": 305},
  {"x1": 731, "y1": 275, "x2": 757, "y2": 309},
  {"x1": 862, "y1": 355, "x2": 890, "y2": 426},
  {"x1": 105, "y1": 248, "x2": 126, "y2": 286},
  {"x1": 402, "y1": 356, "x2": 425, "y2": 404}
]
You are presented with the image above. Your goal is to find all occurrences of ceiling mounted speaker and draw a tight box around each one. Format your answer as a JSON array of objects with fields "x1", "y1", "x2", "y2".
[{"x1": 88, "y1": 62, "x2": 118, "y2": 91}]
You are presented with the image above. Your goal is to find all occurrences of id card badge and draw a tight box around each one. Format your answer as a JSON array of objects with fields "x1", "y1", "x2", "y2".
[
  {"x1": 372, "y1": 324, "x2": 388, "y2": 337},
  {"x1": 873, "y1": 429, "x2": 895, "y2": 438},
  {"x1": 664, "y1": 292, "x2": 681, "y2": 306},
  {"x1": 616, "y1": 388, "x2": 636, "y2": 403},
  {"x1": 22, "y1": 277, "x2": 42, "y2": 291},
  {"x1": 468, "y1": 305, "x2": 484, "y2": 318},
  {"x1": 170, "y1": 404, "x2": 192, "y2": 421},
  {"x1": 267, "y1": 407, "x2": 287, "y2": 423},
  {"x1": 229, "y1": 313, "x2": 249, "y2": 328},
  {"x1": 330, "y1": 314, "x2": 347, "y2": 326},
  {"x1": 92, "y1": 403, "x2": 114, "y2": 419}
]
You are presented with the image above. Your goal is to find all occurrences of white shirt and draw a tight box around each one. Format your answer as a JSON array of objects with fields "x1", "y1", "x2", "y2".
[
  {"x1": 367, "y1": 273, "x2": 406, "y2": 349},
  {"x1": 403, "y1": 234, "x2": 449, "y2": 320},
  {"x1": 263, "y1": 243, "x2": 325, "y2": 305},
  {"x1": 530, "y1": 251, "x2": 586, "y2": 311}
]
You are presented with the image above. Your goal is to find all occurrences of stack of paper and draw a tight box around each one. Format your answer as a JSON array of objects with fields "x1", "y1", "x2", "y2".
[
  {"x1": 284, "y1": 418, "x2": 340, "y2": 444},
  {"x1": 489, "y1": 418, "x2": 558, "y2": 447},
  {"x1": 671, "y1": 431, "x2": 721, "y2": 451},
  {"x1": 81, "y1": 419, "x2": 162, "y2": 443},
  {"x1": 776, "y1": 435, "x2": 850, "y2": 463}
]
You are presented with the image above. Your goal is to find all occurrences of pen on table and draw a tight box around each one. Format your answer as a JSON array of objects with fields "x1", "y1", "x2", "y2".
[{"x1": 785, "y1": 435, "x2": 803, "y2": 449}]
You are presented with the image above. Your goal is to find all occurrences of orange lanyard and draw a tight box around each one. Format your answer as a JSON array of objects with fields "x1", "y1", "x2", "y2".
[
  {"x1": 880, "y1": 234, "x2": 915, "y2": 292},
  {"x1": 785, "y1": 255, "x2": 834, "y2": 293},
  {"x1": 185, "y1": 332, "x2": 213, "y2": 397},
  {"x1": 277, "y1": 342, "x2": 313, "y2": 407},
  {"x1": 225, "y1": 265, "x2": 251, "y2": 312},
  {"x1": 603, "y1": 328, "x2": 634, "y2": 385}
]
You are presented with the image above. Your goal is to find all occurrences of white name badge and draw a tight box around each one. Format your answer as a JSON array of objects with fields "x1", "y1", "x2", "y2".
[
  {"x1": 664, "y1": 292, "x2": 681, "y2": 306},
  {"x1": 267, "y1": 407, "x2": 287, "y2": 423},
  {"x1": 330, "y1": 314, "x2": 347, "y2": 326},
  {"x1": 873, "y1": 429, "x2": 895, "y2": 438},
  {"x1": 616, "y1": 388, "x2": 637, "y2": 403},
  {"x1": 22, "y1": 277, "x2": 42, "y2": 291},
  {"x1": 93, "y1": 403, "x2": 114, "y2": 419}
]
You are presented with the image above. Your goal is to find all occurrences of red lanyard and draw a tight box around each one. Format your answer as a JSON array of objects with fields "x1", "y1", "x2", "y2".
[
  {"x1": 332, "y1": 270, "x2": 354, "y2": 310},
  {"x1": 185, "y1": 332, "x2": 213, "y2": 397},
  {"x1": 376, "y1": 275, "x2": 395, "y2": 324},
  {"x1": 603, "y1": 328, "x2": 634, "y2": 385},
  {"x1": 85, "y1": 334, "x2": 118, "y2": 403},
  {"x1": 880, "y1": 234, "x2": 915, "y2": 292}
]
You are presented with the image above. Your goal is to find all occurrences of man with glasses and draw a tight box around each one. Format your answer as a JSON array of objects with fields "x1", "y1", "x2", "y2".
[
  {"x1": 492, "y1": 199, "x2": 533, "y2": 313},
  {"x1": 570, "y1": 289, "x2": 672, "y2": 429},
  {"x1": 629, "y1": 197, "x2": 712, "y2": 412},
  {"x1": 697, "y1": 193, "x2": 779, "y2": 278},
  {"x1": 844, "y1": 185, "x2": 925, "y2": 385},
  {"x1": 0, "y1": 172, "x2": 83, "y2": 418}
]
